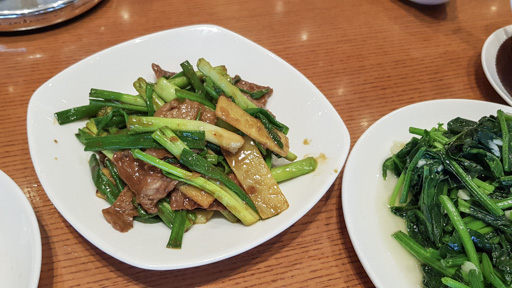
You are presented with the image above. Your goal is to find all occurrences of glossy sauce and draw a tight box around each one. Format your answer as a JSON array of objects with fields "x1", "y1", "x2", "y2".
[{"x1": 496, "y1": 36, "x2": 512, "y2": 96}]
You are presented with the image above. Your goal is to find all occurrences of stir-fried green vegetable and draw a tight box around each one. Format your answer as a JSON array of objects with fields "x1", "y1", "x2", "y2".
[
  {"x1": 383, "y1": 110, "x2": 512, "y2": 287},
  {"x1": 55, "y1": 58, "x2": 318, "y2": 249}
]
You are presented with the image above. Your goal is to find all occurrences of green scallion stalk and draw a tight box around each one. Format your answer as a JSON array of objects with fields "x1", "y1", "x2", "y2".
[
  {"x1": 104, "y1": 158, "x2": 125, "y2": 194},
  {"x1": 89, "y1": 99, "x2": 148, "y2": 112},
  {"x1": 167, "y1": 210, "x2": 187, "y2": 249},
  {"x1": 133, "y1": 77, "x2": 165, "y2": 110},
  {"x1": 145, "y1": 83, "x2": 155, "y2": 116},
  {"x1": 152, "y1": 127, "x2": 258, "y2": 212},
  {"x1": 126, "y1": 116, "x2": 244, "y2": 154},
  {"x1": 151, "y1": 127, "x2": 189, "y2": 159},
  {"x1": 156, "y1": 199, "x2": 193, "y2": 231},
  {"x1": 89, "y1": 154, "x2": 119, "y2": 204},
  {"x1": 154, "y1": 77, "x2": 179, "y2": 102},
  {"x1": 270, "y1": 157, "x2": 317, "y2": 183},
  {"x1": 54, "y1": 103, "x2": 103, "y2": 125},
  {"x1": 245, "y1": 108, "x2": 289, "y2": 134},
  {"x1": 204, "y1": 77, "x2": 221, "y2": 100},
  {"x1": 180, "y1": 148, "x2": 258, "y2": 212},
  {"x1": 238, "y1": 86, "x2": 269, "y2": 100},
  {"x1": 174, "y1": 131, "x2": 206, "y2": 150},
  {"x1": 90, "y1": 88, "x2": 147, "y2": 107},
  {"x1": 131, "y1": 149, "x2": 260, "y2": 225},
  {"x1": 175, "y1": 88, "x2": 216, "y2": 110},
  {"x1": 197, "y1": 58, "x2": 257, "y2": 110},
  {"x1": 180, "y1": 60, "x2": 207, "y2": 97},
  {"x1": 83, "y1": 133, "x2": 162, "y2": 151}
]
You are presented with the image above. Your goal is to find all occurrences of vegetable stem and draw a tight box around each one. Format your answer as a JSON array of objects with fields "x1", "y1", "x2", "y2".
[
  {"x1": 127, "y1": 116, "x2": 244, "y2": 153},
  {"x1": 152, "y1": 127, "x2": 258, "y2": 212},
  {"x1": 270, "y1": 157, "x2": 317, "y2": 183},
  {"x1": 481, "y1": 253, "x2": 508, "y2": 288},
  {"x1": 180, "y1": 60, "x2": 207, "y2": 97},
  {"x1": 175, "y1": 88, "x2": 215, "y2": 110},
  {"x1": 54, "y1": 104, "x2": 103, "y2": 125},
  {"x1": 89, "y1": 154, "x2": 119, "y2": 204},
  {"x1": 439, "y1": 195, "x2": 480, "y2": 267},
  {"x1": 133, "y1": 77, "x2": 166, "y2": 110},
  {"x1": 498, "y1": 110, "x2": 511, "y2": 172},
  {"x1": 83, "y1": 133, "x2": 162, "y2": 151},
  {"x1": 438, "y1": 152, "x2": 504, "y2": 216},
  {"x1": 90, "y1": 88, "x2": 147, "y2": 107},
  {"x1": 145, "y1": 83, "x2": 155, "y2": 116},
  {"x1": 392, "y1": 230, "x2": 456, "y2": 277},
  {"x1": 167, "y1": 210, "x2": 187, "y2": 249},
  {"x1": 89, "y1": 99, "x2": 148, "y2": 112},
  {"x1": 197, "y1": 58, "x2": 257, "y2": 110},
  {"x1": 441, "y1": 277, "x2": 471, "y2": 288},
  {"x1": 400, "y1": 146, "x2": 426, "y2": 203},
  {"x1": 388, "y1": 172, "x2": 405, "y2": 206},
  {"x1": 154, "y1": 77, "x2": 179, "y2": 102}
]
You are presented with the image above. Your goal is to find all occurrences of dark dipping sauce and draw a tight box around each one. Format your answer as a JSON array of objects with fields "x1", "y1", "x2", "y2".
[{"x1": 496, "y1": 36, "x2": 512, "y2": 96}]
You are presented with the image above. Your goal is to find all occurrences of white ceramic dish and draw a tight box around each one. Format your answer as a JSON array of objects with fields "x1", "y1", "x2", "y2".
[
  {"x1": 482, "y1": 24, "x2": 512, "y2": 106},
  {"x1": 342, "y1": 99, "x2": 512, "y2": 288},
  {"x1": 0, "y1": 170, "x2": 41, "y2": 287},
  {"x1": 27, "y1": 24, "x2": 350, "y2": 270},
  {"x1": 0, "y1": 0, "x2": 103, "y2": 31}
]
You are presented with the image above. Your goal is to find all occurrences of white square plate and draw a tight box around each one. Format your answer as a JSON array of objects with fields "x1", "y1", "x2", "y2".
[{"x1": 27, "y1": 24, "x2": 350, "y2": 270}]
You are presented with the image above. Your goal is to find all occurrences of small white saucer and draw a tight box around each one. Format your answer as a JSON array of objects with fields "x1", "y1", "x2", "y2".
[{"x1": 482, "y1": 24, "x2": 512, "y2": 106}]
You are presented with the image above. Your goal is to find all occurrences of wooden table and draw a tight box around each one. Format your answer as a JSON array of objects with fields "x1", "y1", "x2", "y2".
[{"x1": 1, "y1": 0, "x2": 510, "y2": 286}]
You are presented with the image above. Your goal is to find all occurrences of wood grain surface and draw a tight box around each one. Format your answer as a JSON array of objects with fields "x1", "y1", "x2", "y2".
[{"x1": 0, "y1": 0, "x2": 510, "y2": 287}]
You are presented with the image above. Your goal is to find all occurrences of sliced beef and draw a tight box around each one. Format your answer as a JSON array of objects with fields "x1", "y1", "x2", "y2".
[
  {"x1": 154, "y1": 99, "x2": 217, "y2": 125},
  {"x1": 170, "y1": 190, "x2": 227, "y2": 211},
  {"x1": 102, "y1": 186, "x2": 139, "y2": 232},
  {"x1": 112, "y1": 150, "x2": 178, "y2": 214},
  {"x1": 152, "y1": 63, "x2": 176, "y2": 79},
  {"x1": 234, "y1": 78, "x2": 273, "y2": 108}
]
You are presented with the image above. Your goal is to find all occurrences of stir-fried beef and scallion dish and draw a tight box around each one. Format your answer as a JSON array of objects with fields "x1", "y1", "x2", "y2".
[
  {"x1": 382, "y1": 111, "x2": 512, "y2": 287},
  {"x1": 55, "y1": 58, "x2": 317, "y2": 249}
]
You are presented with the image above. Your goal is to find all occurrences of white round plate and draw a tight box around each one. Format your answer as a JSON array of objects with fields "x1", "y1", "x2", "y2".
[
  {"x1": 482, "y1": 24, "x2": 512, "y2": 106},
  {"x1": 27, "y1": 24, "x2": 350, "y2": 270},
  {"x1": 342, "y1": 99, "x2": 512, "y2": 288},
  {"x1": 0, "y1": 170, "x2": 41, "y2": 287},
  {"x1": 0, "y1": 0, "x2": 103, "y2": 31}
]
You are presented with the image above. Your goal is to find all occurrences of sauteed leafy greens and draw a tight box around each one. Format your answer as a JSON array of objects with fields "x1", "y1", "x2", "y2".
[{"x1": 383, "y1": 110, "x2": 512, "y2": 288}]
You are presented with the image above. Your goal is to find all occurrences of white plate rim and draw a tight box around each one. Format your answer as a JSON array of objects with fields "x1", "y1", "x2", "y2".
[
  {"x1": 0, "y1": 169, "x2": 42, "y2": 287},
  {"x1": 342, "y1": 99, "x2": 512, "y2": 288},
  {"x1": 27, "y1": 24, "x2": 351, "y2": 270}
]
